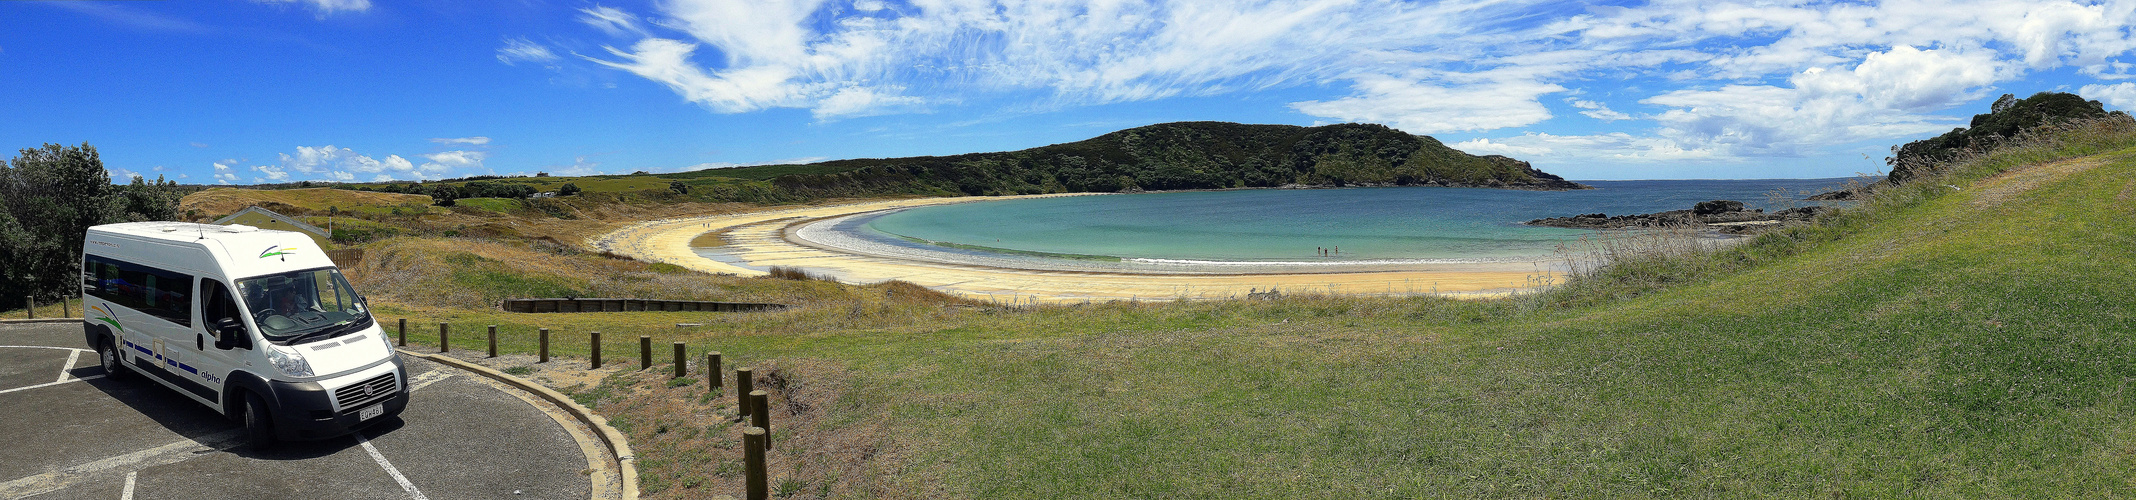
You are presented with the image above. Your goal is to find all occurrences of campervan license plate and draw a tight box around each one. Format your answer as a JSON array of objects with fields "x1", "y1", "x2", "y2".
[{"x1": 359, "y1": 404, "x2": 383, "y2": 421}]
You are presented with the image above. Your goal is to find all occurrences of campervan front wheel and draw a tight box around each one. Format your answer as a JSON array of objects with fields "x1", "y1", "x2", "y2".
[
  {"x1": 242, "y1": 392, "x2": 277, "y2": 449},
  {"x1": 97, "y1": 340, "x2": 126, "y2": 380}
]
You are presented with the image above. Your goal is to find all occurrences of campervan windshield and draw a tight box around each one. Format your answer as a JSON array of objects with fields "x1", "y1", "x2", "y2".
[{"x1": 235, "y1": 267, "x2": 372, "y2": 344}]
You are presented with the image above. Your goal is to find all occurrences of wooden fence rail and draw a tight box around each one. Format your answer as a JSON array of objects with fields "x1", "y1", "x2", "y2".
[{"x1": 499, "y1": 298, "x2": 788, "y2": 314}]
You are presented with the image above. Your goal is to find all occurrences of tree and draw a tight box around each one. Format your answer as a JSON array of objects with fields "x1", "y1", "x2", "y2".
[
  {"x1": 117, "y1": 174, "x2": 184, "y2": 222},
  {"x1": 430, "y1": 185, "x2": 460, "y2": 206},
  {"x1": 669, "y1": 181, "x2": 689, "y2": 195},
  {"x1": 557, "y1": 183, "x2": 581, "y2": 196},
  {"x1": 0, "y1": 143, "x2": 128, "y2": 304}
]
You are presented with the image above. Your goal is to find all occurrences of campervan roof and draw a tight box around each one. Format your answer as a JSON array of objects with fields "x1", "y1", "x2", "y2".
[{"x1": 87, "y1": 222, "x2": 338, "y2": 280}]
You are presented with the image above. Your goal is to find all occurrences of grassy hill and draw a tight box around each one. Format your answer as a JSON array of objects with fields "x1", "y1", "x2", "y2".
[
  {"x1": 750, "y1": 121, "x2": 1586, "y2": 197},
  {"x1": 299, "y1": 118, "x2": 2136, "y2": 498},
  {"x1": 305, "y1": 121, "x2": 1581, "y2": 212}
]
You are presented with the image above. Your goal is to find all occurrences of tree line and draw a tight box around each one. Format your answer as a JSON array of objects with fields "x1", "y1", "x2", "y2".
[{"x1": 0, "y1": 143, "x2": 187, "y2": 304}]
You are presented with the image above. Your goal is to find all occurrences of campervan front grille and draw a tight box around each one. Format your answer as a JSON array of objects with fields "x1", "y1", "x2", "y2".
[{"x1": 334, "y1": 372, "x2": 398, "y2": 412}]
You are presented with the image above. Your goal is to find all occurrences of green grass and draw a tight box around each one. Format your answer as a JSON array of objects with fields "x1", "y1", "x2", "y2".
[{"x1": 371, "y1": 120, "x2": 2136, "y2": 498}]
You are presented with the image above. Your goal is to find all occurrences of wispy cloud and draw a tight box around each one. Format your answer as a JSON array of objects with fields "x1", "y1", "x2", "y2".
[
  {"x1": 46, "y1": 2, "x2": 212, "y2": 34},
  {"x1": 254, "y1": 0, "x2": 371, "y2": 18},
  {"x1": 497, "y1": 37, "x2": 560, "y2": 66},
  {"x1": 579, "y1": 6, "x2": 650, "y2": 38},
  {"x1": 581, "y1": 0, "x2": 1532, "y2": 120},
  {"x1": 553, "y1": 0, "x2": 2136, "y2": 165},
  {"x1": 431, "y1": 136, "x2": 491, "y2": 146}
]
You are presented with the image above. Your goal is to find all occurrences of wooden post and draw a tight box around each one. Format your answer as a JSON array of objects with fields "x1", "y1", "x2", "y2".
[
  {"x1": 538, "y1": 328, "x2": 550, "y2": 363},
  {"x1": 60, "y1": 299, "x2": 68, "y2": 318},
  {"x1": 672, "y1": 342, "x2": 687, "y2": 378},
  {"x1": 750, "y1": 390, "x2": 771, "y2": 449},
  {"x1": 439, "y1": 323, "x2": 450, "y2": 353},
  {"x1": 707, "y1": 352, "x2": 722, "y2": 393},
  {"x1": 590, "y1": 331, "x2": 602, "y2": 369},
  {"x1": 397, "y1": 319, "x2": 407, "y2": 347},
  {"x1": 744, "y1": 427, "x2": 768, "y2": 500},
  {"x1": 24, "y1": 296, "x2": 34, "y2": 320},
  {"x1": 735, "y1": 367, "x2": 754, "y2": 417},
  {"x1": 639, "y1": 336, "x2": 652, "y2": 370},
  {"x1": 487, "y1": 325, "x2": 498, "y2": 358}
]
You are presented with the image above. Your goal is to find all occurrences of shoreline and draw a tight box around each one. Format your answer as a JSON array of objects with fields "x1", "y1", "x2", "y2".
[
  {"x1": 594, "y1": 194, "x2": 1564, "y2": 303},
  {"x1": 787, "y1": 208, "x2": 1562, "y2": 275}
]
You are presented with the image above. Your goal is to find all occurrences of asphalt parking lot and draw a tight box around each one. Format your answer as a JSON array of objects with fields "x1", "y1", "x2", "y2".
[{"x1": 0, "y1": 322, "x2": 605, "y2": 499}]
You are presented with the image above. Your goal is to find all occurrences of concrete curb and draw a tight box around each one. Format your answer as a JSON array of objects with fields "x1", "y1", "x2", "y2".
[
  {"x1": 400, "y1": 349, "x2": 640, "y2": 500},
  {"x1": 0, "y1": 318, "x2": 82, "y2": 325}
]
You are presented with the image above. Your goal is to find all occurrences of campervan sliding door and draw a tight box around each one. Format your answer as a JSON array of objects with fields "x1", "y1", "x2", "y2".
[{"x1": 189, "y1": 279, "x2": 244, "y2": 400}]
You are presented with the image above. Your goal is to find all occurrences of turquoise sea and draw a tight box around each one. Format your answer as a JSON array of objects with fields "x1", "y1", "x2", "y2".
[{"x1": 858, "y1": 178, "x2": 1867, "y2": 263}]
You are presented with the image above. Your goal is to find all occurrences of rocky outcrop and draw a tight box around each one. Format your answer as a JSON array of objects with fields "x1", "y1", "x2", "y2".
[{"x1": 1526, "y1": 200, "x2": 1832, "y2": 234}]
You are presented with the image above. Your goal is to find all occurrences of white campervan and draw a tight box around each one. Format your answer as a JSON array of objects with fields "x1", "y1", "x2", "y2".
[{"x1": 81, "y1": 222, "x2": 408, "y2": 446}]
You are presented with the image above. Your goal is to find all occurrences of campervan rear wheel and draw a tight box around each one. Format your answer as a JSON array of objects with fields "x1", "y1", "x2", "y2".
[
  {"x1": 97, "y1": 340, "x2": 126, "y2": 380},
  {"x1": 243, "y1": 392, "x2": 277, "y2": 449}
]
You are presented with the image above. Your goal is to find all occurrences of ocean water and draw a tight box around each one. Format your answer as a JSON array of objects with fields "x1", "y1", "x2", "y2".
[{"x1": 860, "y1": 178, "x2": 1867, "y2": 262}]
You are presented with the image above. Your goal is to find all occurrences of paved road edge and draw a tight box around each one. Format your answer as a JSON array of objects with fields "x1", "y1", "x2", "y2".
[{"x1": 400, "y1": 349, "x2": 641, "y2": 500}]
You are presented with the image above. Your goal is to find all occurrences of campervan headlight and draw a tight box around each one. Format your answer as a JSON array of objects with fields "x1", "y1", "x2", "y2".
[{"x1": 266, "y1": 344, "x2": 314, "y2": 378}]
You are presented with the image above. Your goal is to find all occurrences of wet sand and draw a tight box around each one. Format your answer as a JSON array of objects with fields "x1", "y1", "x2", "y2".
[{"x1": 593, "y1": 195, "x2": 1562, "y2": 303}]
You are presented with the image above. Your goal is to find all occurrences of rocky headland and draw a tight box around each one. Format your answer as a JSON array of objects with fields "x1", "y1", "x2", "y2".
[{"x1": 1526, "y1": 200, "x2": 1832, "y2": 234}]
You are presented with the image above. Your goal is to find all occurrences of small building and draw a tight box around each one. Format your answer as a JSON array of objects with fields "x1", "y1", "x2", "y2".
[{"x1": 212, "y1": 206, "x2": 332, "y2": 248}]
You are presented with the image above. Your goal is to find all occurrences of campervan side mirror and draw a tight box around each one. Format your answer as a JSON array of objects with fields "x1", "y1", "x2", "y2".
[{"x1": 214, "y1": 318, "x2": 252, "y2": 350}]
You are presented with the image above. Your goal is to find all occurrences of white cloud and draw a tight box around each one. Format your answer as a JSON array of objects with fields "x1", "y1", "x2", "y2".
[
  {"x1": 1569, "y1": 99, "x2": 1632, "y2": 121},
  {"x1": 2081, "y1": 82, "x2": 2136, "y2": 110},
  {"x1": 1639, "y1": 46, "x2": 1995, "y2": 156},
  {"x1": 583, "y1": 0, "x2": 1518, "y2": 119},
  {"x1": 253, "y1": 0, "x2": 370, "y2": 17},
  {"x1": 549, "y1": 0, "x2": 2136, "y2": 162},
  {"x1": 430, "y1": 136, "x2": 491, "y2": 146},
  {"x1": 110, "y1": 168, "x2": 144, "y2": 182},
  {"x1": 419, "y1": 150, "x2": 488, "y2": 177},
  {"x1": 420, "y1": 150, "x2": 486, "y2": 167},
  {"x1": 579, "y1": 6, "x2": 649, "y2": 38},
  {"x1": 251, "y1": 145, "x2": 476, "y2": 182},
  {"x1": 253, "y1": 164, "x2": 290, "y2": 182},
  {"x1": 1291, "y1": 73, "x2": 1566, "y2": 133},
  {"x1": 1454, "y1": 133, "x2": 1722, "y2": 163},
  {"x1": 212, "y1": 161, "x2": 240, "y2": 185},
  {"x1": 498, "y1": 37, "x2": 561, "y2": 66}
]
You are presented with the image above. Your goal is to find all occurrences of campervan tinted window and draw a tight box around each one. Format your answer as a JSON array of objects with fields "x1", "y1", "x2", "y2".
[{"x1": 83, "y1": 255, "x2": 195, "y2": 327}]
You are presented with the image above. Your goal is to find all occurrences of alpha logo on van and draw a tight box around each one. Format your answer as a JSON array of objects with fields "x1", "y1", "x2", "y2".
[
  {"x1": 260, "y1": 245, "x2": 297, "y2": 259},
  {"x1": 90, "y1": 304, "x2": 124, "y2": 332}
]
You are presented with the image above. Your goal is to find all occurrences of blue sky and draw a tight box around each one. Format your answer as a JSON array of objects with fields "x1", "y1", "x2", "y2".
[{"x1": 4, "y1": 0, "x2": 2135, "y2": 183}]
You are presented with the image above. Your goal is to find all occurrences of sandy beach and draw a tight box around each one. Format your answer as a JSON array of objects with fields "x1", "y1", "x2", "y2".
[{"x1": 593, "y1": 194, "x2": 1562, "y2": 303}]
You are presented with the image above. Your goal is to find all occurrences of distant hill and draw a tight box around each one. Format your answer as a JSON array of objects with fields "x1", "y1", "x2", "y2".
[{"x1": 727, "y1": 122, "x2": 1586, "y2": 197}]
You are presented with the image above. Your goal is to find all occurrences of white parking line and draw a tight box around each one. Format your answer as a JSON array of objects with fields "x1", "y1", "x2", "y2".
[
  {"x1": 0, "y1": 345, "x2": 99, "y2": 395},
  {"x1": 0, "y1": 430, "x2": 243, "y2": 498},
  {"x1": 0, "y1": 374, "x2": 107, "y2": 396},
  {"x1": 119, "y1": 471, "x2": 137, "y2": 500},
  {"x1": 406, "y1": 369, "x2": 451, "y2": 392},
  {"x1": 58, "y1": 349, "x2": 81, "y2": 383},
  {"x1": 1, "y1": 361, "x2": 457, "y2": 498},
  {"x1": 357, "y1": 435, "x2": 429, "y2": 500}
]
